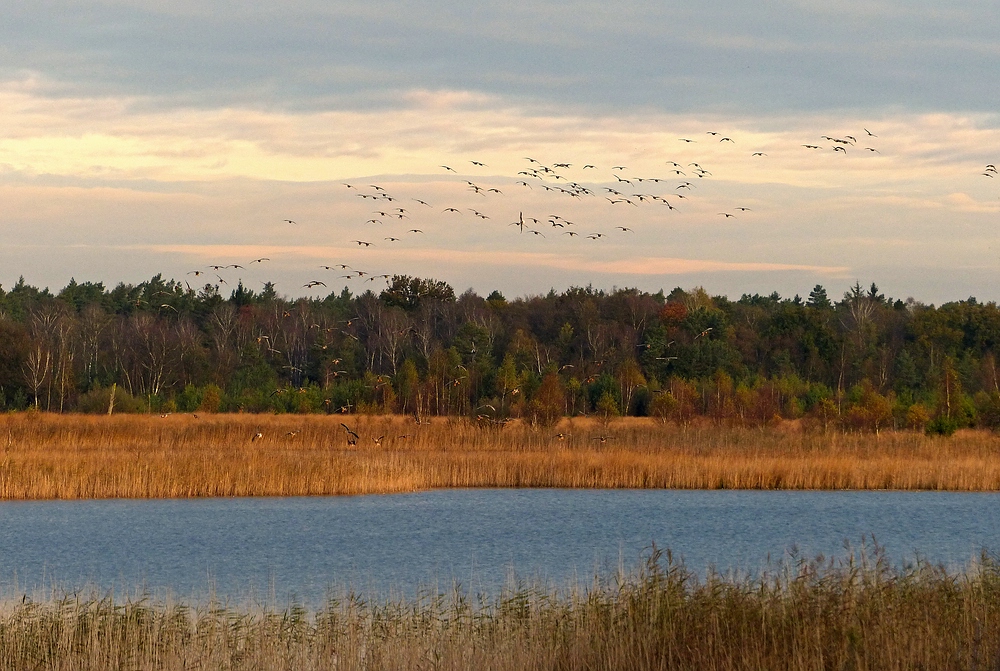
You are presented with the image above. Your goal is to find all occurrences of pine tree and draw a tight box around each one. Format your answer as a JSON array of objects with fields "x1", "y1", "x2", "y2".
[{"x1": 807, "y1": 285, "x2": 832, "y2": 309}]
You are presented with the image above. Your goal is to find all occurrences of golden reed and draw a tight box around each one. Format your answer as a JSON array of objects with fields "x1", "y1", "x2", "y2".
[
  {"x1": 2, "y1": 413, "x2": 1000, "y2": 499},
  {"x1": 3, "y1": 553, "x2": 1000, "y2": 670}
]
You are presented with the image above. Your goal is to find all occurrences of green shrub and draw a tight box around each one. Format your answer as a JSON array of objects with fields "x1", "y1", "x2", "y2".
[{"x1": 925, "y1": 415, "x2": 959, "y2": 437}]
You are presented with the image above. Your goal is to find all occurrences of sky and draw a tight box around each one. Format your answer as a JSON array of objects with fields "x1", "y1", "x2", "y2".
[{"x1": 3, "y1": 1, "x2": 1000, "y2": 304}]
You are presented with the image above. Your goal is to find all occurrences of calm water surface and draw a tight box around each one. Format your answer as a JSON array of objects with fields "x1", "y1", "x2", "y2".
[{"x1": 0, "y1": 489, "x2": 998, "y2": 604}]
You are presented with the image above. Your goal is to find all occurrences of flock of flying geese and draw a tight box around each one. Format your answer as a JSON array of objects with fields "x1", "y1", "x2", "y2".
[{"x1": 187, "y1": 127, "x2": 899, "y2": 293}]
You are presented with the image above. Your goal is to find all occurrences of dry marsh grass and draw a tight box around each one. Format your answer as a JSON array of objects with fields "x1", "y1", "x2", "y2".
[
  {"x1": 2, "y1": 413, "x2": 1000, "y2": 499},
  {"x1": 3, "y1": 550, "x2": 1000, "y2": 670}
]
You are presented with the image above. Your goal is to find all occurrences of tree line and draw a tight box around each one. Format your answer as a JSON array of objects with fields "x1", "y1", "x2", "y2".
[{"x1": 1, "y1": 273, "x2": 998, "y2": 434}]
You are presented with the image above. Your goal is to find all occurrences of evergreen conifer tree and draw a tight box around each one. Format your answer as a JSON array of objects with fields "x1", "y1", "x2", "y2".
[{"x1": 807, "y1": 285, "x2": 832, "y2": 309}]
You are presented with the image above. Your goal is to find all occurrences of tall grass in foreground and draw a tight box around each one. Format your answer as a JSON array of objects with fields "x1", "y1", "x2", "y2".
[
  {"x1": 3, "y1": 413, "x2": 1000, "y2": 498},
  {"x1": 3, "y1": 548, "x2": 1000, "y2": 670}
]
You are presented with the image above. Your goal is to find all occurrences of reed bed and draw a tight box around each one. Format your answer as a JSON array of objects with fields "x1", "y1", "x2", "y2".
[
  {"x1": 2, "y1": 413, "x2": 1000, "y2": 499},
  {"x1": 3, "y1": 549, "x2": 1000, "y2": 670}
]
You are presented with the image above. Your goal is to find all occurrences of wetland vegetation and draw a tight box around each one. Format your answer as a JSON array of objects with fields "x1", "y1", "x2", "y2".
[
  {"x1": 4, "y1": 414, "x2": 1000, "y2": 499},
  {"x1": 3, "y1": 547, "x2": 1000, "y2": 670}
]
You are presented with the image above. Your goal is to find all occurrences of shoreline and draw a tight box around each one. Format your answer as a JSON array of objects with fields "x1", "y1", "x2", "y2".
[{"x1": 3, "y1": 413, "x2": 1000, "y2": 499}]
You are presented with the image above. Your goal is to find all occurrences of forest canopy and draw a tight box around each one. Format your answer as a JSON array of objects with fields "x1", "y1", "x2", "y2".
[{"x1": 0, "y1": 274, "x2": 997, "y2": 435}]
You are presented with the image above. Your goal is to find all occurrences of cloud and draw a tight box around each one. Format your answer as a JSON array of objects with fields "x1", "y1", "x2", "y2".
[
  {"x1": 945, "y1": 192, "x2": 1000, "y2": 213},
  {"x1": 4, "y1": 79, "x2": 1000, "y2": 190},
  {"x1": 137, "y1": 243, "x2": 848, "y2": 276},
  {"x1": 4, "y1": 1, "x2": 1000, "y2": 114}
]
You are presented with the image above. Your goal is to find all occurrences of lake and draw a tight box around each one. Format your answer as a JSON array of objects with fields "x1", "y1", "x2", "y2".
[{"x1": 1, "y1": 489, "x2": 998, "y2": 604}]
